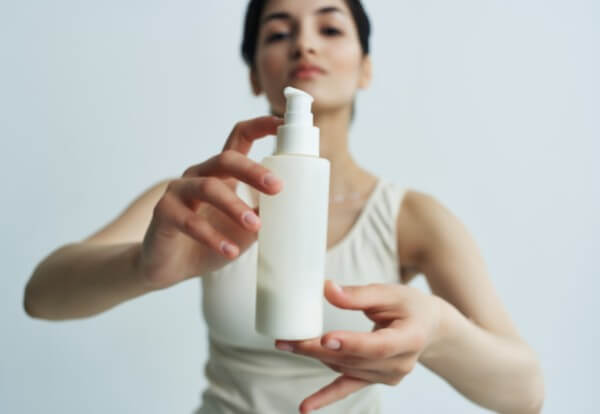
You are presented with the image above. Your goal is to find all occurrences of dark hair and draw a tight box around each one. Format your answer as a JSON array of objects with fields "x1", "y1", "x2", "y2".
[{"x1": 241, "y1": 0, "x2": 371, "y2": 121}]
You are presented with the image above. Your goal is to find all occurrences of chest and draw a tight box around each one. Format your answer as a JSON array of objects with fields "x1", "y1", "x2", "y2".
[
  {"x1": 203, "y1": 182, "x2": 405, "y2": 349},
  {"x1": 248, "y1": 186, "x2": 368, "y2": 251},
  {"x1": 326, "y1": 202, "x2": 367, "y2": 249}
]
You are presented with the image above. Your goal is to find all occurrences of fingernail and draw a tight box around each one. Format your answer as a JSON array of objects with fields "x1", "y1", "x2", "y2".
[
  {"x1": 263, "y1": 173, "x2": 281, "y2": 187},
  {"x1": 242, "y1": 211, "x2": 260, "y2": 227},
  {"x1": 220, "y1": 241, "x2": 238, "y2": 256},
  {"x1": 325, "y1": 338, "x2": 341, "y2": 350},
  {"x1": 276, "y1": 342, "x2": 294, "y2": 352},
  {"x1": 330, "y1": 280, "x2": 344, "y2": 294}
]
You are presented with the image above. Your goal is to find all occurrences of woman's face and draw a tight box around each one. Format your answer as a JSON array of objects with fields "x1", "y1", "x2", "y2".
[{"x1": 251, "y1": 0, "x2": 371, "y2": 116}]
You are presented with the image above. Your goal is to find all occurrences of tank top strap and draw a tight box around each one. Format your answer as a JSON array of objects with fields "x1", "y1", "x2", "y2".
[{"x1": 364, "y1": 178, "x2": 408, "y2": 258}]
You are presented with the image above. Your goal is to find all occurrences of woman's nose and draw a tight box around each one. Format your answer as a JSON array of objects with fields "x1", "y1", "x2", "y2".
[{"x1": 291, "y1": 27, "x2": 317, "y2": 58}]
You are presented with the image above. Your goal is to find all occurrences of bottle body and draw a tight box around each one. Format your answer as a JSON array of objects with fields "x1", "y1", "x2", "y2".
[{"x1": 255, "y1": 154, "x2": 330, "y2": 340}]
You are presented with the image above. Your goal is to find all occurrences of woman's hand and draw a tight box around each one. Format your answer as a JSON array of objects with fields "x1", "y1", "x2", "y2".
[
  {"x1": 275, "y1": 279, "x2": 446, "y2": 414},
  {"x1": 138, "y1": 115, "x2": 284, "y2": 290}
]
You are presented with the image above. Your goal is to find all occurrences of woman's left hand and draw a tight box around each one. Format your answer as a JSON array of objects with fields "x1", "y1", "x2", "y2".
[{"x1": 275, "y1": 279, "x2": 447, "y2": 414}]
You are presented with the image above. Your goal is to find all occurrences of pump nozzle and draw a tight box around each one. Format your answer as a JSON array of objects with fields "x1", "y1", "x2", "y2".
[
  {"x1": 274, "y1": 86, "x2": 320, "y2": 156},
  {"x1": 283, "y1": 86, "x2": 313, "y2": 126}
]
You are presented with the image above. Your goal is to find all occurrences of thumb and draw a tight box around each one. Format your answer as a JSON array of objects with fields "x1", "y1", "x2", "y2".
[
  {"x1": 323, "y1": 279, "x2": 365, "y2": 310},
  {"x1": 323, "y1": 279, "x2": 403, "y2": 312}
]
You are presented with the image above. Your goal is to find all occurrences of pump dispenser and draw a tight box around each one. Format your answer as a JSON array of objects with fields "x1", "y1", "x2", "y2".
[
  {"x1": 275, "y1": 86, "x2": 319, "y2": 156},
  {"x1": 255, "y1": 86, "x2": 331, "y2": 340}
]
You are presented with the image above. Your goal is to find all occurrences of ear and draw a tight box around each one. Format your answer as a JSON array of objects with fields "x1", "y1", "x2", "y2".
[
  {"x1": 358, "y1": 55, "x2": 372, "y2": 90},
  {"x1": 250, "y1": 68, "x2": 263, "y2": 96}
]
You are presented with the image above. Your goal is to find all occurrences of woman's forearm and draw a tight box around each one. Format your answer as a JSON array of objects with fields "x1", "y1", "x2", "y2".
[
  {"x1": 418, "y1": 299, "x2": 545, "y2": 414},
  {"x1": 24, "y1": 242, "x2": 154, "y2": 320}
]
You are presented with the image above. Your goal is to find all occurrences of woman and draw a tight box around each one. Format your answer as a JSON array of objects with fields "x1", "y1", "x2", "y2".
[{"x1": 24, "y1": 0, "x2": 545, "y2": 413}]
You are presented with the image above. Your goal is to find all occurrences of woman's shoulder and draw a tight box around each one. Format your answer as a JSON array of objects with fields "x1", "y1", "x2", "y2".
[
  {"x1": 394, "y1": 186, "x2": 443, "y2": 281},
  {"x1": 395, "y1": 186, "x2": 467, "y2": 282}
]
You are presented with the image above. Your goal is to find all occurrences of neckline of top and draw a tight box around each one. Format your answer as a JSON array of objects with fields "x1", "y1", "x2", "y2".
[
  {"x1": 239, "y1": 177, "x2": 385, "y2": 255},
  {"x1": 326, "y1": 178, "x2": 384, "y2": 255}
]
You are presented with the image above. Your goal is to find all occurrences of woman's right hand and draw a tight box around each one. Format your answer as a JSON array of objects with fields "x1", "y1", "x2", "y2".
[{"x1": 138, "y1": 115, "x2": 284, "y2": 290}]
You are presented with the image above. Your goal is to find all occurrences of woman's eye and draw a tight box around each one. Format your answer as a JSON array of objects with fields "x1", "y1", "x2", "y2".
[
  {"x1": 266, "y1": 32, "x2": 289, "y2": 43},
  {"x1": 265, "y1": 27, "x2": 341, "y2": 43},
  {"x1": 322, "y1": 27, "x2": 341, "y2": 36}
]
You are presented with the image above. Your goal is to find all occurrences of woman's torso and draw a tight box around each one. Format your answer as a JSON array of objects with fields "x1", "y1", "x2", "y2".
[{"x1": 194, "y1": 175, "x2": 409, "y2": 413}]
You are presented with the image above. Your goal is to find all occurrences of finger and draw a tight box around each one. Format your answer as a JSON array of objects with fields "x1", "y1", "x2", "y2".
[
  {"x1": 222, "y1": 115, "x2": 284, "y2": 154},
  {"x1": 323, "y1": 362, "x2": 396, "y2": 385},
  {"x1": 153, "y1": 192, "x2": 239, "y2": 258},
  {"x1": 321, "y1": 356, "x2": 382, "y2": 374},
  {"x1": 299, "y1": 375, "x2": 369, "y2": 414},
  {"x1": 172, "y1": 177, "x2": 261, "y2": 232},
  {"x1": 182, "y1": 149, "x2": 283, "y2": 195},
  {"x1": 324, "y1": 279, "x2": 409, "y2": 317},
  {"x1": 322, "y1": 355, "x2": 413, "y2": 384},
  {"x1": 319, "y1": 325, "x2": 421, "y2": 359},
  {"x1": 278, "y1": 327, "x2": 412, "y2": 363}
]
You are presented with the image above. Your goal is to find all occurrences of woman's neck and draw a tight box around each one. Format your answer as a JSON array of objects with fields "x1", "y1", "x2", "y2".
[
  {"x1": 270, "y1": 104, "x2": 375, "y2": 196},
  {"x1": 313, "y1": 106, "x2": 374, "y2": 195}
]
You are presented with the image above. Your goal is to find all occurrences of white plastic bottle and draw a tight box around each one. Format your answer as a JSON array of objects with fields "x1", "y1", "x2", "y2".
[{"x1": 255, "y1": 86, "x2": 330, "y2": 340}]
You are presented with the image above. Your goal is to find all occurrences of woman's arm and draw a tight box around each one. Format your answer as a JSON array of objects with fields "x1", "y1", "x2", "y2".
[
  {"x1": 419, "y1": 299, "x2": 544, "y2": 414},
  {"x1": 24, "y1": 179, "x2": 170, "y2": 320},
  {"x1": 407, "y1": 191, "x2": 545, "y2": 413},
  {"x1": 24, "y1": 242, "x2": 150, "y2": 320}
]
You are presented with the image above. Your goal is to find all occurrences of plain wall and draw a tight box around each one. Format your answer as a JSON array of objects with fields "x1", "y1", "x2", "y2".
[{"x1": 1, "y1": 0, "x2": 597, "y2": 412}]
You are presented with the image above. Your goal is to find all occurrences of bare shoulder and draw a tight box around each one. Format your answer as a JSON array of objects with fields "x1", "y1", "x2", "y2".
[
  {"x1": 396, "y1": 189, "x2": 451, "y2": 283},
  {"x1": 82, "y1": 178, "x2": 174, "y2": 245}
]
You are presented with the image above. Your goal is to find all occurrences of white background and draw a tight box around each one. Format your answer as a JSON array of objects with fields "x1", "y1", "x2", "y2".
[{"x1": 1, "y1": 0, "x2": 597, "y2": 412}]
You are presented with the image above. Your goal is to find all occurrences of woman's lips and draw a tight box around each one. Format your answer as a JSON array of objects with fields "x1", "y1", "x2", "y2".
[
  {"x1": 290, "y1": 64, "x2": 326, "y2": 80},
  {"x1": 293, "y1": 69, "x2": 324, "y2": 79}
]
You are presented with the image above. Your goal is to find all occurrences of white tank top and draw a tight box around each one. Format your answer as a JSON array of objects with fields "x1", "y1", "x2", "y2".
[{"x1": 194, "y1": 177, "x2": 408, "y2": 414}]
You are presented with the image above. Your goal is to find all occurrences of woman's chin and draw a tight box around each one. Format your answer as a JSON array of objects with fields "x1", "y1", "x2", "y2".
[{"x1": 286, "y1": 78, "x2": 322, "y2": 92}]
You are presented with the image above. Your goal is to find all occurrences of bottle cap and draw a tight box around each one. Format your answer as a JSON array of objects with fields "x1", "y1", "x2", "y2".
[{"x1": 275, "y1": 86, "x2": 320, "y2": 156}]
